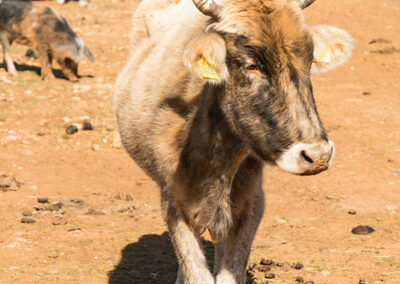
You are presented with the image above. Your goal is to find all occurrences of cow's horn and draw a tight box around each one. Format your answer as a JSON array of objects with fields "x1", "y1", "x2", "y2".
[
  {"x1": 297, "y1": 0, "x2": 316, "y2": 9},
  {"x1": 192, "y1": 0, "x2": 222, "y2": 19}
]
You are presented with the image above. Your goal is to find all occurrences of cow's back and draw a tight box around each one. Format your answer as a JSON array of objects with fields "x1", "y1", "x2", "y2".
[{"x1": 115, "y1": 0, "x2": 208, "y2": 186}]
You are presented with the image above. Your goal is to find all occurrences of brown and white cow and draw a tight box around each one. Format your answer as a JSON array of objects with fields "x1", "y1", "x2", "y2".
[{"x1": 115, "y1": 0, "x2": 353, "y2": 283}]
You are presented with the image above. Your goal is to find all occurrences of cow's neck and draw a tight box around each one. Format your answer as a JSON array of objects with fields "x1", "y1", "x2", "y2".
[{"x1": 172, "y1": 83, "x2": 249, "y2": 241}]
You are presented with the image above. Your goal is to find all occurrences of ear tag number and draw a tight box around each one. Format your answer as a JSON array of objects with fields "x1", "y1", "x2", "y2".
[
  {"x1": 314, "y1": 47, "x2": 331, "y2": 63},
  {"x1": 199, "y1": 56, "x2": 219, "y2": 80}
]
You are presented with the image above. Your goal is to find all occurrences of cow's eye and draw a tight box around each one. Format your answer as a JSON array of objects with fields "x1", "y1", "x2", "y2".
[
  {"x1": 245, "y1": 64, "x2": 262, "y2": 77},
  {"x1": 246, "y1": 64, "x2": 258, "y2": 71}
]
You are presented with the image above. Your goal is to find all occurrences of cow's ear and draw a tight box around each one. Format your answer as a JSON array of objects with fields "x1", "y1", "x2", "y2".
[
  {"x1": 310, "y1": 25, "x2": 354, "y2": 73},
  {"x1": 183, "y1": 33, "x2": 228, "y2": 83}
]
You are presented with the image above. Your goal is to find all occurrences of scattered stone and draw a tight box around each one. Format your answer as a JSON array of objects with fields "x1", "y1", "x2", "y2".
[
  {"x1": 371, "y1": 47, "x2": 400, "y2": 55},
  {"x1": 264, "y1": 273, "x2": 275, "y2": 279},
  {"x1": 125, "y1": 194, "x2": 133, "y2": 201},
  {"x1": 44, "y1": 202, "x2": 63, "y2": 211},
  {"x1": 67, "y1": 227, "x2": 81, "y2": 232},
  {"x1": 21, "y1": 217, "x2": 35, "y2": 224},
  {"x1": 37, "y1": 197, "x2": 49, "y2": 203},
  {"x1": 115, "y1": 193, "x2": 123, "y2": 200},
  {"x1": 351, "y1": 225, "x2": 375, "y2": 235},
  {"x1": 348, "y1": 209, "x2": 357, "y2": 215},
  {"x1": 369, "y1": 38, "x2": 391, "y2": 44},
  {"x1": 362, "y1": 91, "x2": 371, "y2": 96},
  {"x1": 275, "y1": 262, "x2": 284, "y2": 267},
  {"x1": 22, "y1": 211, "x2": 32, "y2": 216},
  {"x1": 25, "y1": 48, "x2": 38, "y2": 58},
  {"x1": 65, "y1": 125, "x2": 78, "y2": 135},
  {"x1": 82, "y1": 121, "x2": 94, "y2": 131},
  {"x1": 359, "y1": 278, "x2": 366, "y2": 284},
  {"x1": 37, "y1": 132, "x2": 45, "y2": 136},
  {"x1": 292, "y1": 263, "x2": 303, "y2": 270},
  {"x1": 260, "y1": 258, "x2": 273, "y2": 266},
  {"x1": 0, "y1": 174, "x2": 21, "y2": 191},
  {"x1": 70, "y1": 198, "x2": 84, "y2": 205},
  {"x1": 388, "y1": 159, "x2": 394, "y2": 163},
  {"x1": 256, "y1": 265, "x2": 271, "y2": 272},
  {"x1": 85, "y1": 208, "x2": 105, "y2": 215},
  {"x1": 296, "y1": 276, "x2": 304, "y2": 283},
  {"x1": 91, "y1": 144, "x2": 100, "y2": 151},
  {"x1": 52, "y1": 217, "x2": 67, "y2": 226}
]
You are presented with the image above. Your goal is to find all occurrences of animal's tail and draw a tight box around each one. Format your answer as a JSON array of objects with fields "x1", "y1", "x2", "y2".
[{"x1": 83, "y1": 44, "x2": 94, "y2": 62}]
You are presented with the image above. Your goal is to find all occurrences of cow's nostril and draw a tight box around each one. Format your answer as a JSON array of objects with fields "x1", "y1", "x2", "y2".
[{"x1": 301, "y1": 150, "x2": 314, "y2": 164}]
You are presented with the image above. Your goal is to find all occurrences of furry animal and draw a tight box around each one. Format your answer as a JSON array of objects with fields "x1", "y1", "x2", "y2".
[
  {"x1": 0, "y1": 0, "x2": 94, "y2": 81},
  {"x1": 115, "y1": 0, "x2": 353, "y2": 283}
]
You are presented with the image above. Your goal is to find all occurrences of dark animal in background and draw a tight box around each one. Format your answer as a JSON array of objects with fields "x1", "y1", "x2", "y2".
[{"x1": 0, "y1": 0, "x2": 94, "y2": 81}]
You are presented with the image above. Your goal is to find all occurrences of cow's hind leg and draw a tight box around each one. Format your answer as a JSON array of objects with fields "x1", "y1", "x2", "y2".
[
  {"x1": 162, "y1": 196, "x2": 214, "y2": 284},
  {"x1": 215, "y1": 157, "x2": 265, "y2": 284},
  {"x1": 0, "y1": 32, "x2": 17, "y2": 76}
]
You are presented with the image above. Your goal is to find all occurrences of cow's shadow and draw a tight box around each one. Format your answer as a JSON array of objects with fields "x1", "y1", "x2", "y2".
[
  {"x1": 108, "y1": 232, "x2": 215, "y2": 284},
  {"x1": 0, "y1": 62, "x2": 93, "y2": 80}
]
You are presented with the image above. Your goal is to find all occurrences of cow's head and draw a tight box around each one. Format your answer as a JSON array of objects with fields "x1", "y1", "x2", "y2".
[{"x1": 184, "y1": 0, "x2": 353, "y2": 175}]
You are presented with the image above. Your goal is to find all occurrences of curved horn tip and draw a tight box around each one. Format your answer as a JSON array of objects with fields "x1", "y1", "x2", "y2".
[
  {"x1": 192, "y1": 0, "x2": 222, "y2": 18},
  {"x1": 298, "y1": 0, "x2": 316, "y2": 9}
]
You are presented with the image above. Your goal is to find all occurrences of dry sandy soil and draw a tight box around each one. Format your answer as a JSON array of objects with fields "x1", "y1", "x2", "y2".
[{"x1": 0, "y1": 0, "x2": 399, "y2": 283}]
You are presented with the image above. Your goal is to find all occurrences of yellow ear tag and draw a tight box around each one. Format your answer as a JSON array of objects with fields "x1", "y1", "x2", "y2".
[
  {"x1": 199, "y1": 56, "x2": 219, "y2": 80},
  {"x1": 314, "y1": 47, "x2": 331, "y2": 63}
]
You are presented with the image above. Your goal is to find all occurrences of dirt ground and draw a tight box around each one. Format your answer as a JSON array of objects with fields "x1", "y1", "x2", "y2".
[{"x1": 0, "y1": 0, "x2": 399, "y2": 283}]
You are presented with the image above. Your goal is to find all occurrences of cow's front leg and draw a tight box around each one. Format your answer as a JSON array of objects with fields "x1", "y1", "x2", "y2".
[
  {"x1": 215, "y1": 187, "x2": 264, "y2": 284},
  {"x1": 162, "y1": 197, "x2": 214, "y2": 284}
]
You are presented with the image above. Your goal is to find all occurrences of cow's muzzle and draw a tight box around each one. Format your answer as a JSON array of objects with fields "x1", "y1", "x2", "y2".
[{"x1": 276, "y1": 141, "x2": 335, "y2": 175}]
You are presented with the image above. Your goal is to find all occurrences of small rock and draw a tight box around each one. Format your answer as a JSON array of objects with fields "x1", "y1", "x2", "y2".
[
  {"x1": 296, "y1": 276, "x2": 304, "y2": 283},
  {"x1": 260, "y1": 258, "x2": 273, "y2": 265},
  {"x1": 37, "y1": 132, "x2": 45, "y2": 136},
  {"x1": 348, "y1": 209, "x2": 357, "y2": 215},
  {"x1": 362, "y1": 91, "x2": 371, "y2": 96},
  {"x1": 52, "y1": 217, "x2": 67, "y2": 226},
  {"x1": 25, "y1": 49, "x2": 38, "y2": 58},
  {"x1": 125, "y1": 194, "x2": 133, "y2": 201},
  {"x1": 67, "y1": 227, "x2": 81, "y2": 232},
  {"x1": 65, "y1": 125, "x2": 78, "y2": 135},
  {"x1": 70, "y1": 198, "x2": 84, "y2": 204},
  {"x1": 264, "y1": 273, "x2": 275, "y2": 279},
  {"x1": 85, "y1": 208, "x2": 105, "y2": 215},
  {"x1": 359, "y1": 278, "x2": 366, "y2": 284},
  {"x1": 82, "y1": 121, "x2": 93, "y2": 131},
  {"x1": 91, "y1": 144, "x2": 100, "y2": 151},
  {"x1": 115, "y1": 193, "x2": 123, "y2": 200},
  {"x1": 21, "y1": 217, "x2": 35, "y2": 224},
  {"x1": 44, "y1": 202, "x2": 63, "y2": 211},
  {"x1": 256, "y1": 265, "x2": 271, "y2": 272},
  {"x1": 292, "y1": 263, "x2": 303, "y2": 270},
  {"x1": 22, "y1": 211, "x2": 32, "y2": 216},
  {"x1": 388, "y1": 159, "x2": 394, "y2": 163},
  {"x1": 351, "y1": 225, "x2": 375, "y2": 235},
  {"x1": 37, "y1": 197, "x2": 49, "y2": 203},
  {"x1": 369, "y1": 38, "x2": 391, "y2": 44},
  {"x1": 0, "y1": 175, "x2": 21, "y2": 191}
]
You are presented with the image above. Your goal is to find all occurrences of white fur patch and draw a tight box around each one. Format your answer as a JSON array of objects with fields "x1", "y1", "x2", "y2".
[{"x1": 276, "y1": 141, "x2": 335, "y2": 174}]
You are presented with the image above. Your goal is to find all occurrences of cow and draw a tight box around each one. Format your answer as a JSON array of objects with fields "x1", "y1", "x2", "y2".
[
  {"x1": 0, "y1": 0, "x2": 94, "y2": 81},
  {"x1": 115, "y1": 0, "x2": 353, "y2": 283}
]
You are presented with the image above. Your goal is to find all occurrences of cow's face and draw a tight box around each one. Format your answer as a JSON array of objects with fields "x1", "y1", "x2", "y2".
[{"x1": 184, "y1": 0, "x2": 353, "y2": 175}]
